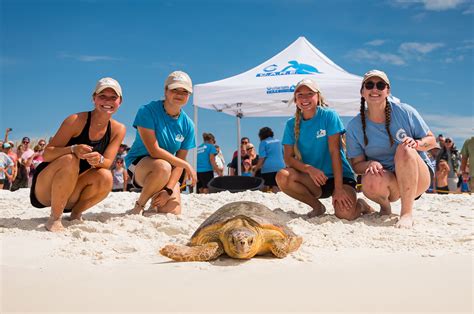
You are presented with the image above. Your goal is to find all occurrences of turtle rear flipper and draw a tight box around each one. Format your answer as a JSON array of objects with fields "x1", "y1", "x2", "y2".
[
  {"x1": 160, "y1": 242, "x2": 223, "y2": 262},
  {"x1": 270, "y1": 236, "x2": 303, "y2": 258}
]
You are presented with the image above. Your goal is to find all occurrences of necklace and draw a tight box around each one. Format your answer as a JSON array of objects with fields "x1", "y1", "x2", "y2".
[{"x1": 163, "y1": 103, "x2": 180, "y2": 118}]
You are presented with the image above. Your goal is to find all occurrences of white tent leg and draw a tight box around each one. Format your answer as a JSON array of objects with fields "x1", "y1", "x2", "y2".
[
  {"x1": 193, "y1": 104, "x2": 198, "y2": 194},
  {"x1": 237, "y1": 115, "x2": 241, "y2": 176}
]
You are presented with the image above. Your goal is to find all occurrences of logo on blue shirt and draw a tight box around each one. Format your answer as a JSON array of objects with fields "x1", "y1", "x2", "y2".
[
  {"x1": 395, "y1": 128, "x2": 407, "y2": 142},
  {"x1": 175, "y1": 134, "x2": 185, "y2": 142},
  {"x1": 316, "y1": 129, "x2": 326, "y2": 138},
  {"x1": 256, "y1": 60, "x2": 321, "y2": 77}
]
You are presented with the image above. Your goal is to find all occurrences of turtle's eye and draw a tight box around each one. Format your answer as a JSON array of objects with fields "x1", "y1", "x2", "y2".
[
  {"x1": 231, "y1": 237, "x2": 236, "y2": 245},
  {"x1": 248, "y1": 238, "x2": 253, "y2": 245}
]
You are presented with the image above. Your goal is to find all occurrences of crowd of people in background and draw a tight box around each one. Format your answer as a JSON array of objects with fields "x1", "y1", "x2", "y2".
[
  {"x1": 1, "y1": 129, "x2": 473, "y2": 196},
  {"x1": 2, "y1": 129, "x2": 472, "y2": 197}
]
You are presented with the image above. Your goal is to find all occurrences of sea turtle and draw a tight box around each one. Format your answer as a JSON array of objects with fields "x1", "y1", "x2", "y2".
[{"x1": 160, "y1": 201, "x2": 302, "y2": 262}]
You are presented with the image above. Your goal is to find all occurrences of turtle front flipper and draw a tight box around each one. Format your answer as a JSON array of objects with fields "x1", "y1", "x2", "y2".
[
  {"x1": 160, "y1": 242, "x2": 224, "y2": 262},
  {"x1": 270, "y1": 236, "x2": 303, "y2": 258}
]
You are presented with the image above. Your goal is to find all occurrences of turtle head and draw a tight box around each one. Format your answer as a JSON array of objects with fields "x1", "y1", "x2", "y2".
[{"x1": 224, "y1": 228, "x2": 258, "y2": 259}]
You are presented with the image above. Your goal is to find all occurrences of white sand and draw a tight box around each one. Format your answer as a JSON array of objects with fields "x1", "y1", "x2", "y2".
[{"x1": 1, "y1": 188, "x2": 473, "y2": 313}]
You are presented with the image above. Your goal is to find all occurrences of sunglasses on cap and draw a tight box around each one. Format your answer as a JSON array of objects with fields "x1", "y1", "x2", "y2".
[{"x1": 364, "y1": 81, "x2": 388, "y2": 91}]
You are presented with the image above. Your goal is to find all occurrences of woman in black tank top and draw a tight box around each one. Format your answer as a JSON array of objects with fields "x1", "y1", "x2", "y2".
[{"x1": 30, "y1": 77, "x2": 126, "y2": 232}]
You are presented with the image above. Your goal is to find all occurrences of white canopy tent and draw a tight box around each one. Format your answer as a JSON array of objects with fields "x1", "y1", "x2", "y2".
[{"x1": 193, "y1": 36, "x2": 364, "y2": 175}]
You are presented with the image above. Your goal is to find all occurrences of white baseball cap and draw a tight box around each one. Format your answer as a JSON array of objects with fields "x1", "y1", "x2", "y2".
[
  {"x1": 165, "y1": 71, "x2": 193, "y2": 93},
  {"x1": 93, "y1": 77, "x2": 122, "y2": 97}
]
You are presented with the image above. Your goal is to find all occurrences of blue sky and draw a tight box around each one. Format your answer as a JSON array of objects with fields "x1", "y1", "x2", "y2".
[{"x1": 1, "y1": 0, "x2": 473, "y2": 165}]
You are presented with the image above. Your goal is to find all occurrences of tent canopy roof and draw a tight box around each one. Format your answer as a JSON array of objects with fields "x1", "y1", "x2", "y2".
[{"x1": 193, "y1": 37, "x2": 364, "y2": 117}]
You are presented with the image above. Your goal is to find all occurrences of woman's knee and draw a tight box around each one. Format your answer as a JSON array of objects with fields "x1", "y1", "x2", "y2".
[
  {"x1": 395, "y1": 144, "x2": 416, "y2": 163},
  {"x1": 335, "y1": 207, "x2": 359, "y2": 221},
  {"x1": 276, "y1": 168, "x2": 293, "y2": 188},
  {"x1": 54, "y1": 154, "x2": 80, "y2": 170},
  {"x1": 151, "y1": 159, "x2": 172, "y2": 176},
  {"x1": 361, "y1": 174, "x2": 386, "y2": 197},
  {"x1": 94, "y1": 168, "x2": 113, "y2": 191}
]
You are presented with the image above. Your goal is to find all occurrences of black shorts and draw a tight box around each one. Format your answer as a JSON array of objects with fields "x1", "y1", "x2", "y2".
[
  {"x1": 197, "y1": 171, "x2": 214, "y2": 190},
  {"x1": 261, "y1": 172, "x2": 278, "y2": 187},
  {"x1": 30, "y1": 162, "x2": 72, "y2": 212},
  {"x1": 0, "y1": 178, "x2": 5, "y2": 184},
  {"x1": 319, "y1": 177, "x2": 357, "y2": 199}
]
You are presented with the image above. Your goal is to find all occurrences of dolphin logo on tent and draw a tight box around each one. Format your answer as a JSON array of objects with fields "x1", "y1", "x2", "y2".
[{"x1": 257, "y1": 60, "x2": 321, "y2": 77}]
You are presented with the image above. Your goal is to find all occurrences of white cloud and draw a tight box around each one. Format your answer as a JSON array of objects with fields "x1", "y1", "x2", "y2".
[
  {"x1": 463, "y1": 4, "x2": 474, "y2": 14},
  {"x1": 445, "y1": 55, "x2": 465, "y2": 63},
  {"x1": 394, "y1": 0, "x2": 466, "y2": 11},
  {"x1": 365, "y1": 40, "x2": 387, "y2": 46},
  {"x1": 422, "y1": 114, "x2": 474, "y2": 142},
  {"x1": 399, "y1": 42, "x2": 444, "y2": 54},
  {"x1": 346, "y1": 49, "x2": 406, "y2": 65},
  {"x1": 58, "y1": 52, "x2": 121, "y2": 62}
]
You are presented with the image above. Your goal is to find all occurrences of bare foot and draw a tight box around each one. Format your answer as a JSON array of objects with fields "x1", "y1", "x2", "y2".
[
  {"x1": 46, "y1": 217, "x2": 65, "y2": 232},
  {"x1": 127, "y1": 201, "x2": 145, "y2": 215},
  {"x1": 69, "y1": 212, "x2": 83, "y2": 221},
  {"x1": 356, "y1": 199, "x2": 376, "y2": 215},
  {"x1": 307, "y1": 202, "x2": 326, "y2": 218},
  {"x1": 395, "y1": 214, "x2": 414, "y2": 228}
]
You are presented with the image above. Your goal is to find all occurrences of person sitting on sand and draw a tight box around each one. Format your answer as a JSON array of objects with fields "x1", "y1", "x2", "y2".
[
  {"x1": 276, "y1": 78, "x2": 373, "y2": 220},
  {"x1": 30, "y1": 77, "x2": 126, "y2": 232},
  {"x1": 125, "y1": 71, "x2": 197, "y2": 215},
  {"x1": 345, "y1": 70, "x2": 436, "y2": 228}
]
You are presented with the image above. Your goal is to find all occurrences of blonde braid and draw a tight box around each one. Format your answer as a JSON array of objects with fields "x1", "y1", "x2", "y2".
[
  {"x1": 384, "y1": 99, "x2": 394, "y2": 146},
  {"x1": 360, "y1": 97, "x2": 368, "y2": 146},
  {"x1": 293, "y1": 108, "x2": 302, "y2": 161}
]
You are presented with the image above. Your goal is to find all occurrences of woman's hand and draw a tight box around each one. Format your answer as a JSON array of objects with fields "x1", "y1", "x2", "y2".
[
  {"x1": 184, "y1": 163, "x2": 197, "y2": 186},
  {"x1": 151, "y1": 190, "x2": 173, "y2": 208},
  {"x1": 82, "y1": 151, "x2": 104, "y2": 167},
  {"x1": 332, "y1": 187, "x2": 354, "y2": 210},
  {"x1": 365, "y1": 161, "x2": 385, "y2": 175},
  {"x1": 402, "y1": 136, "x2": 418, "y2": 149},
  {"x1": 307, "y1": 166, "x2": 327, "y2": 186},
  {"x1": 72, "y1": 144, "x2": 93, "y2": 159}
]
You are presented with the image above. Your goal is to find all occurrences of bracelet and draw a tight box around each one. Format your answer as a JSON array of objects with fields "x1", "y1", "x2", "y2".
[
  {"x1": 162, "y1": 187, "x2": 173, "y2": 196},
  {"x1": 70, "y1": 144, "x2": 76, "y2": 154},
  {"x1": 99, "y1": 155, "x2": 104, "y2": 165}
]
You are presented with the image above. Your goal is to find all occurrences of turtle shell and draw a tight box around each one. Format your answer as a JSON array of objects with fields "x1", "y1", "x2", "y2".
[{"x1": 191, "y1": 201, "x2": 296, "y2": 239}]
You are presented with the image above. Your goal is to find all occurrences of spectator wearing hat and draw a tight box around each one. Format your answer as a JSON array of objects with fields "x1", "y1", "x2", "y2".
[
  {"x1": 277, "y1": 78, "x2": 374, "y2": 220},
  {"x1": 253, "y1": 127, "x2": 285, "y2": 193},
  {"x1": 0, "y1": 143, "x2": 14, "y2": 190},
  {"x1": 125, "y1": 71, "x2": 197, "y2": 215},
  {"x1": 345, "y1": 70, "x2": 436, "y2": 228},
  {"x1": 435, "y1": 137, "x2": 461, "y2": 192},
  {"x1": 30, "y1": 77, "x2": 126, "y2": 232},
  {"x1": 196, "y1": 132, "x2": 220, "y2": 194}
]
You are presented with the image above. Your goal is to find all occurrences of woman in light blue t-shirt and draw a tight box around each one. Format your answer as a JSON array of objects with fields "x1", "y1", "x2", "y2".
[
  {"x1": 345, "y1": 70, "x2": 436, "y2": 228},
  {"x1": 126, "y1": 71, "x2": 197, "y2": 215},
  {"x1": 276, "y1": 79, "x2": 374, "y2": 220}
]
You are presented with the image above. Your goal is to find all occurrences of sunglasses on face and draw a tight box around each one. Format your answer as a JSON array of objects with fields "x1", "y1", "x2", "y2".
[
  {"x1": 445, "y1": 140, "x2": 452, "y2": 143},
  {"x1": 97, "y1": 94, "x2": 119, "y2": 102},
  {"x1": 364, "y1": 81, "x2": 388, "y2": 91},
  {"x1": 23, "y1": 141, "x2": 30, "y2": 144}
]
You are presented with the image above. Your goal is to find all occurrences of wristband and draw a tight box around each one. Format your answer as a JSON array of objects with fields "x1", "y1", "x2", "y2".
[
  {"x1": 99, "y1": 155, "x2": 104, "y2": 165},
  {"x1": 70, "y1": 144, "x2": 76, "y2": 154},
  {"x1": 162, "y1": 187, "x2": 173, "y2": 196}
]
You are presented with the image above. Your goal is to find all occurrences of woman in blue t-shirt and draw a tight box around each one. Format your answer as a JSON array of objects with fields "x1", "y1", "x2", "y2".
[
  {"x1": 345, "y1": 70, "x2": 436, "y2": 228},
  {"x1": 196, "y1": 132, "x2": 221, "y2": 194},
  {"x1": 126, "y1": 71, "x2": 197, "y2": 215},
  {"x1": 253, "y1": 127, "x2": 285, "y2": 193},
  {"x1": 276, "y1": 79, "x2": 373, "y2": 219}
]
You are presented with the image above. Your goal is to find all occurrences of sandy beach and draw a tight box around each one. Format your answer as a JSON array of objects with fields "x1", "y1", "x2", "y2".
[{"x1": 1, "y1": 188, "x2": 472, "y2": 313}]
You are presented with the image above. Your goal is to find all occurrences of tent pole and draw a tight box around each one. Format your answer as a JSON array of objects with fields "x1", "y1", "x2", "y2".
[
  {"x1": 237, "y1": 111, "x2": 242, "y2": 176},
  {"x1": 193, "y1": 104, "x2": 198, "y2": 194}
]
